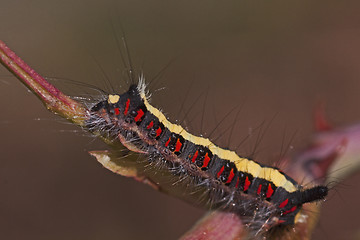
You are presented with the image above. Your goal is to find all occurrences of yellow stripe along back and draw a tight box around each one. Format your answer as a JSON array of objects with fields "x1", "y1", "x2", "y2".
[{"x1": 139, "y1": 87, "x2": 298, "y2": 193}]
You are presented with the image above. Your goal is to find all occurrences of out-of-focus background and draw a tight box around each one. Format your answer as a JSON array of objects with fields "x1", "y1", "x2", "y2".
[{"x1": 1, "y1": 1, "x2": 360, "y2": 239}]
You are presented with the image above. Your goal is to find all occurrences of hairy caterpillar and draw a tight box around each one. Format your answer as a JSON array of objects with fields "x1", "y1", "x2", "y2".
[
  {"x1": 3, "y1": 4, "x2": 356, "y2": 236},
  {"x1": 86, "y1": 77, "x2": 328, "y2": 236}
]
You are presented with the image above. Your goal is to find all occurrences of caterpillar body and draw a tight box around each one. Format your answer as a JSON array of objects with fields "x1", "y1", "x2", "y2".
[{"x1": 86, "y1": 79, "x2": 328, "y2": 235}]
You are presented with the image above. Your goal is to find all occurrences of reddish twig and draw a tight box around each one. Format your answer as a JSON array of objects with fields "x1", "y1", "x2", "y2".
[{"x1": 0, "y1": 40, "x2": 88, "y2": 126}]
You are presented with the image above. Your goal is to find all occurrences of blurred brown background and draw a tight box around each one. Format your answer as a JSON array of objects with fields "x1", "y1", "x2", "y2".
[{"x1": 1, "y1": 1, "x2": 360, "y2": 239}]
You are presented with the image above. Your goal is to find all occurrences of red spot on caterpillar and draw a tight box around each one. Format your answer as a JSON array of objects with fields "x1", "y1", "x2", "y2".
[
  {"x1": 165, "y1": 137, "x2": 171, "y2": 147},
  {"x1": 175, "y1": 138, "x2": 182, "y2": 152},
  {"x1": 147, "y1": 121, "x2": 154, "y2": 129},
  {"x1": 266, "y1": 184, "x2": 274, "y2": 199},
  {"x1": 225, "y1": 168, "x2": 235, "y2": 184},
  {"x1": 114, "y1": 108, "x2": 120, "y2": 115},
  {"x1": 124, "y1": 98, "x2": 130, "y2": 115},
  {"x1": 283, "y1": 206, "x2": 297, "y2": 215},
  {"x1": 279, "y1": 199, "x2": 289, "y2": 208},
  {"x1": 201, "y1": 153, "x2": 211, "y2": 168},
  {"x1": 278, "y1": 220, "x2": 286, "y2": 224},
  {"x1": 134, "y1": 109, "x2": 144, "y2": 122},
  {"x1": 191, "y1": 151, "x2": 199, "y2": 163},
  {"x1": 244, "y1": 176, "x2": 251, "y2": 192},
  {"x1": 155, "y1": 127, "x2": 162, "y2": 138},
  {"x1": 216, "y1": 166, "x2": 225, "y2": 179},
  {"x1": 257, "y1": 184, "x2": 262, "y2": 195},
  {"x1": 235, "y1": 177, "x2": 240, "y2": 188}
]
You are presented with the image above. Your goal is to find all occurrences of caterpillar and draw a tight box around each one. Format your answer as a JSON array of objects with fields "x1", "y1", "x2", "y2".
[
  {"x1": 2, "y1": 2, "x2": 359, "y2": 238},
  {"x1": 0, "y1": 29, "x2": 330, "y2": 239},
  {"x1": 86, "y1": 77, "x2": 328, "y2": 235}
]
